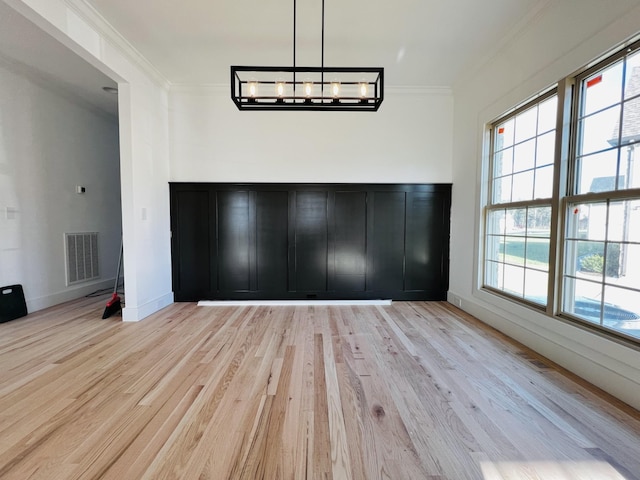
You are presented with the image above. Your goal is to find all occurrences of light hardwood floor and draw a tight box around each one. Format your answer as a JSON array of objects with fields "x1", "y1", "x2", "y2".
[{"x1": 0, "y1": 297, "x2": 639, "y2": 479}]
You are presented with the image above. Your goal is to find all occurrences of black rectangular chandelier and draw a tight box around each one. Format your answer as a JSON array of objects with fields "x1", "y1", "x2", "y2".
[
  {"x1": 231, "y1": 66, "x2": 383, "y2": 111},
  {"x1": 230, "y1": 1, "x2": 384, "y2": 112}
]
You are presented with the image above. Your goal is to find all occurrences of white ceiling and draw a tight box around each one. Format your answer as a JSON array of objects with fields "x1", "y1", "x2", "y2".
[
  {"x1": 0, "y1": 0, "x2": 545, "y2": 116},
  {"x1": 83, "y1": 0, "x2": 544, "y2": 87}
]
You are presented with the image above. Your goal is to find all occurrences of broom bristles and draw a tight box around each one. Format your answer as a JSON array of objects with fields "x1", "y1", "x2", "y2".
[{"x1": 102, "y1": 294, "x2": 122, "y2": 319}]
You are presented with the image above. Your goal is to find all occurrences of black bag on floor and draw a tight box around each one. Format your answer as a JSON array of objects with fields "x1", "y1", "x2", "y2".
[{"x1": 0, "y1": 284, "x2": 28, "y2": 323}]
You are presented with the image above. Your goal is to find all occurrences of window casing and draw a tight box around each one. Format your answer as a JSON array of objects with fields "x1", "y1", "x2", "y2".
[{"x1": 482, "y1": 37, "x2": 640, "y2": 343}]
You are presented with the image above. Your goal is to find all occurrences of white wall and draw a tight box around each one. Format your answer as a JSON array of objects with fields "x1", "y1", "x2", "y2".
[
  {"x1": 0, "y1": 57, "x2": 120, "y2": 311},
  {"x1": 6, "y1": 0, "x2": 174, "y2": 321},
  {"x1": 169, "y1": 85, "x2": 453, "y2": 183},
  {"x1": 450, "y1": 0, "x2": 640, "y2": 410}
]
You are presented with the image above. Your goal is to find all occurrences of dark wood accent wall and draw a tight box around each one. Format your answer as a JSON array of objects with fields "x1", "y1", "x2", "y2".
[{"x1": 170, "y1": 183, "x2": 451, "y2": 301}]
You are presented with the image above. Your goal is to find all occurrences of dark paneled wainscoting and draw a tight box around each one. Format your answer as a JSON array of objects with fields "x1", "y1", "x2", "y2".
[{"x1": 170, "y1": 183, "x2": 451, "y2": 301}]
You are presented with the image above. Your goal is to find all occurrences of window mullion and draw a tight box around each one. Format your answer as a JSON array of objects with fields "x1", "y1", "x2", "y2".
[{"x1": 549, "y1": 76, "x2": 574, "y2": 316}]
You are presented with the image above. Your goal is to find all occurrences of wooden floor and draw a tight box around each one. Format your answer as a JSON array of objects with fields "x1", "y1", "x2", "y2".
[{"x1": 1, "y1": 299, "x2": 639, "y2": 479}]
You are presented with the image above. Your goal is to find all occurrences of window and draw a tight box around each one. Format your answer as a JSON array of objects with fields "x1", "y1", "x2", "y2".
[
  {"x1": 482, "y1": 38, "x2": 640, "y2": 343},
  {"x1": 562, "y1": 46, "x2": 640, "y2": 339},
  {"x1": 484, "y1": 91, "x2": 557, "y2": 306}
]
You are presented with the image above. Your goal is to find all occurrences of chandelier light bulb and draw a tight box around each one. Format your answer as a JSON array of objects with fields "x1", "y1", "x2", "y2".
[
  {"x1": 360, "y1": 82, "x2": 368, "y2": 97},
  {"x1": 276, "y1": 82, "x2": 285, "y2": 97},
  {"x1": 248, "y1": 82, "x2": 257, "y2": 97},
  {"x1": 304, "y1": 82, "x2": 313, "y2": 97},
  {"x1": 331, "y1": 82, "x2": 340, "y2": 97}
]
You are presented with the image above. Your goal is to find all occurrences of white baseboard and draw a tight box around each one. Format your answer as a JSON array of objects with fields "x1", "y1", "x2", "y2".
[
  {"x1": 122, "y1": 291, "x2": 174, "y2": 322},
  {"x1": 25, "y1": 278, "x2": 115, "y2": 313}
]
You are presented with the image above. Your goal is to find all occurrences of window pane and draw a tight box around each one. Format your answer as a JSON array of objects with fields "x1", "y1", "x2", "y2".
[
  {"x1": 486, "y1": 235, "x2": 504, "y2": 262},
  {"x1": 514, "y1": 139, "x2": 536, "y2": 172},
  {"x1": 619, "y1": 146, "x2": 640, "y2": 189},
  {"x1": 620, "y1": 97, "x2": 640, "y2": 147},
  {"x1": 538, "y1": 96, "x2": 557, "y2": 134},
  {"x1": 496, "y1": 118, "x2": 515, "y2": 149},
  {"x1": 582, "y1": 61, "x2": 623, "y2": 116},
  {"x1": 494, "y1": 146, "x2": 513, "y2": 176},
  {"x1": 536, "y1": 131, "x2": 555, "y2": 167},
  {"x1": 485, "y1": 261, "x2": 504, "y2": 290},
  {"x1": 487, "y1": 209, "x2": 506, "y2": 235},
  {"x1": 504, "y1": 236, "x2": 526, "y2": 266},
  {"x1": 568, "y1": 203, "x2": 607, "y2": 241},
  {"x1": 563, "y1": 277, "x2": 603, "y2": 325},
  {"x1": 624, "y1": 51, "x2": 640, "y2": 100},
  {"x1": 514, "y1": 107, "x2": 537, "y2": 144},
  {"x1": 525, "y1": 238, "x2": 550, "y2": 270},
  {"x1": 605, "y1": 200, "x2": 640, "y2": 290},
  {"x1": 576, "y1": 150, "x2": 619, "y2": 194},
  {"x1": 577, "y1": 250, "x2": 605, "y2": 279},
  {"x1": 528, "y1": 206, "x2": 552, "y2": 263},
  {"x1": 493, "y1": 176, "x2": 512, "y2": 203},
  {"x1": 579, "y1": 106, "x2": 621, "y2": 156},
  {"x1": 524, "y1": 269, "x2": 548, "y2": 304},
  {"x1": 527, "y1": 206, "x2": 551, "y2": 234},
  {"x1": 512, "y1": 171, "x2": 534, "y2": 201},
  {"x1": 534, "y1": 165, "x2": 554, "y2": 199},
  {"x1": 603, "y1": 286, "x2": 640, "y2": 339},
  {"x1": 506, "y1": 208, "x2": 527, "y2": 235},
  {"x1": 608, "y1": 200, "x2": 640, "y2": 242},
  {"x1": 608, "y1": 202, "x2": 625, "y2": 241},
  {"x1": 605, "y1": 242, "x2": 623, "y2": 280},
  {"x1": 565, "y1": 239, "x2": 605, "y2": 277},
  {"x1": 503, "y1": 264, "x2": 525, "y2": 296},
  {"x1": 565, "y1": 205, "x2": 582, "y2": 239}
]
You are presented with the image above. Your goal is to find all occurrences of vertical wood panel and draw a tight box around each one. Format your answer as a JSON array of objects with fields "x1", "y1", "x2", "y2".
[
  {"x1": 405, "y1": 192, "x2": 444, "y2": 292},
  {"x1": 173, "y1": 190, "x2": 211, "y2": 299},
  {"x1": 256, "y1": 191, "x2": 289, "y2": 293},
  {"x1": 295, "y1": 191, "x2": 328, "y2": 293},
  {"x1": 370, "y1": 191, "x2": 406, "y2": 292},
  {"x1": 218, "y1": 191, "x2": 251, "y2": 292},
  {"x1": 333, "y1": 192, "x2": 367, "y2": 292}
]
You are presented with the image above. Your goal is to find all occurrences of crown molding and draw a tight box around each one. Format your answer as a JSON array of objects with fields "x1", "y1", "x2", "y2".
[{"x1": 62, "y1": 0, "x2": 170, "y2": 90}]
